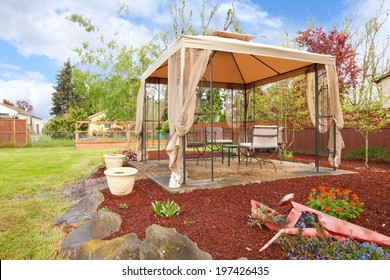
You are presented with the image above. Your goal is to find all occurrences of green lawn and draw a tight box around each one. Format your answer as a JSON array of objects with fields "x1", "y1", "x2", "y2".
[{"x1": 0, "y1": 147, "x2": 112, "y2": 259}]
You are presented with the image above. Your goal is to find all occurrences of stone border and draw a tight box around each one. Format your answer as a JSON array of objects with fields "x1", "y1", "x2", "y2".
[{"x1": 53, "y1": 176, "x2": 213, "y2": 260}]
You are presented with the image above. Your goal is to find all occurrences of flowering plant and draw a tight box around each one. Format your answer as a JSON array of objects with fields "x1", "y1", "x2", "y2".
[
  {"x1": 306, "y1": 186, "x2": 364, "y2": 220},
  {"x1": 122, "y1": 149, "x2": 137, "y2": 162},
  {"x1": 247, "y1": 204, "x2": 288, "y2": 229}
]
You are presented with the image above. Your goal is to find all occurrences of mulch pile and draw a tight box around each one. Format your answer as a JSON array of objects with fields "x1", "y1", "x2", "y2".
[{"x1": 95, "y1": 151, "x2": 390, "y2": 260}]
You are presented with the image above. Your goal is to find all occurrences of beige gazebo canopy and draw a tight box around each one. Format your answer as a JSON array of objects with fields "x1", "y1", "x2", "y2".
[{"x1": 135, "y1": 31, "x2": 344, "y2": 188}]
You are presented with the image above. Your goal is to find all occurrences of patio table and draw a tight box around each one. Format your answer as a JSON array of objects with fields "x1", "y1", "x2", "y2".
[{"x1": 222, "y1": 144, "x2": 240, "y2": 167}]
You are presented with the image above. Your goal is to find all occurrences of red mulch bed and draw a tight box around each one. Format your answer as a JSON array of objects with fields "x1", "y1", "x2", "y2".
[{"x1": 96, "y1": 151, "x2": 390, "y2": 260}]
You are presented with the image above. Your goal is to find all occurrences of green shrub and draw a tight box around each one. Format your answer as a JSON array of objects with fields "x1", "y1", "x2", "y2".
[
  {"x1": 346, "y1": 146, "x2": 390, "y2": 162},
  {"x1": 0, "y1": 141, "x2": 25, "y2": 148},
  {"x1": 151, "y1": 199, "x2": 181, "y2": 217},
  {"x1": 27, "y1": 135, "x2": 73, "y2": 147}
]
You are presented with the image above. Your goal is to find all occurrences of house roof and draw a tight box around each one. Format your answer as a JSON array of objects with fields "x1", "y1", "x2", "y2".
[
  {"x1": 0, "y1": 102, "x2": 42, "y2": 120},
  {"x1": 87, "y1": 110, "x2": 107, "y2": 120},
  {"x1": 374, "y1": 72, "x2": 390, "y2": 83}
]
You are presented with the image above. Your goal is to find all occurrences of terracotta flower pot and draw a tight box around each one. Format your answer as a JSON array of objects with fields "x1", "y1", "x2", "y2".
[
  {"x1": 103, "y1": 154, "x2": 126, "y2": 169},
  {"x1": 104, "y1": 167, "x2": 138, "y2": 195}
]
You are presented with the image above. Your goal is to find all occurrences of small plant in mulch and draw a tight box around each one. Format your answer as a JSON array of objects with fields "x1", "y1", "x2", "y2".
[
  {"x1": 306, "y1": 186, "x2": 364, "y2": 220},
  {"x1": 247, "y1": 204, "x2": 287, "y2": 229},
  {"x1": 118, "y1": 203, "x2": 128, "y2": 210},
  {"x1": 122, "y1": 149, "x2": 137, "y2": 162},
  {"x1": 99, "y1": 153, "x2": 106, "y2": 169},
  {"x1": 151, "y1": 199, "x2": 181, "y2": 217}
]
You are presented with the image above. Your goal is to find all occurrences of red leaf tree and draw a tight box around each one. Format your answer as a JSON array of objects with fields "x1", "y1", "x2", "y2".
[
  {"x1": 16, "y1": 100, "x2": 33, "y2": 112},
  {"x1": 295, "y1": 26, "x2": 362, "y2": 95},
  {"x1": 2, "y1": 99, "x2": 14, "y2": 106}
]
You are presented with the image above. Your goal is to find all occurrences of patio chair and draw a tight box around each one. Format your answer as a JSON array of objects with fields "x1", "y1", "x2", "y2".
[
  {"x1": 238, "y1": 125, "x2": 280, "y2": 172},
  {"x1": 206, "y1": 126, "x2": 233, "y2": 148},
  {"x1": 186, "y1": 128, "x2": 207, "y2": 166}
]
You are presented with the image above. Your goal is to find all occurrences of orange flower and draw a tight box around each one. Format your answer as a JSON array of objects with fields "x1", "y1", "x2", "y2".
[
  {"x1": 352, "y1": 193, "x2": 358, "y2": 199},
  {"x1": 320, "y1": 198, "x2": 325, "y2": 204},
  {"x1": 343, "y1": 189, "x2": 351, "y2": 195},
  {"x1": 324, "y1": 206, "x2": 330, "y2": 211},
  {"x1": 307, "y1": 196, "x2": 312, "y2": 201},
  {"x1": 311, "y1": 188, "x2": 317, "y2": 193},
  {"x1": 339, "y1": 207, "x2": 344, "y2": 211},
  {"x1": 328, "y1": 193, "x2": 335, "y2": 198}
]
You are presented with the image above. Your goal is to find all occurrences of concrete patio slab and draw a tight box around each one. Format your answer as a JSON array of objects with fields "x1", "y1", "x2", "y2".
[{"x1": 131, "y1": 158, "x2": 356, "y2": 194}]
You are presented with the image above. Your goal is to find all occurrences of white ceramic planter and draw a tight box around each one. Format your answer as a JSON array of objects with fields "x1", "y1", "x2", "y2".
[
  {"x1": 103, "y1": 154, "x2": 126, "y2": 169},
  {"x1": 104, "y1": 167, "x2": 138, "y2": 195}
]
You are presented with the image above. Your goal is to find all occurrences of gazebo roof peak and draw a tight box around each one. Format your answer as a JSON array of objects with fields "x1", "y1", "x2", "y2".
[{"x1": 208, "y1": 30, "x2": 255, "y2": 42}]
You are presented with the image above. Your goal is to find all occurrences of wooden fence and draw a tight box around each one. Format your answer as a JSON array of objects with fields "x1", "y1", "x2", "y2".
[
  {"x1": 0, "y1": 119, "x2": 28, "y2": 145},
  {"x1": 288, "y1": 127, "x2": 390, "y2": 157}
]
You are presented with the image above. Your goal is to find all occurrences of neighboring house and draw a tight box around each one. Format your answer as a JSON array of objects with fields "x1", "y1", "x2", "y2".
[
  {"x1": 0, "y1": 102, "x2": 44, "y2": 134},
  {"x1": 375, "y1": 72, "x2": 390, "y2": 108},
  {"x1": 87, "y1": 111, "x2": 108, "y2": 135}
]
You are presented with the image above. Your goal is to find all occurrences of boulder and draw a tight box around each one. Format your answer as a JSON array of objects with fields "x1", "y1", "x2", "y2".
[
  {"x1": 75, "y1": 234, "x2": 141, "y2": 260},
  {"x1": 63, "y1": 177, "x2": 108, "y2": 199},
  {"x1": 61, "y1": 209, "x2": 122, "y2": 259},
  {"x1": 52, "y1": 190, "x2": 104, "y2": 229},
  {"x1": 139, "y1": 224, "x2": 212, "y2": 260}
]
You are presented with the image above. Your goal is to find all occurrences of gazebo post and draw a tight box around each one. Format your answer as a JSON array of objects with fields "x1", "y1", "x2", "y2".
[
  {"x1": 158, "y1": 79, "x2": 161, "y2": 161},
  {"x1": 210, "y1": 53, "x2": 214, "y2": 182},
  {"x1": 243, "y1": 86, "x2": 248, "y2": 142},
  {"x1": 231, "y1": 87, "x2": 234, "y2": 142},
  {"x1": 315, "y1": 64, "x2": 319, "y2": 172},
  {"x1": 143, "y1": 83, "x2": 147, "y2": 164}
]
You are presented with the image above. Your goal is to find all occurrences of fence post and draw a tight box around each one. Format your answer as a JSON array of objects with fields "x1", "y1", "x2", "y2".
[{"x1": 25, "y1": 119, "x2": 28, "y2": 145}]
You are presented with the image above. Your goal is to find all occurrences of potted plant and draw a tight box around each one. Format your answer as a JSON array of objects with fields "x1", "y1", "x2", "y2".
[
  {"x1": 103, "y1": 154, "x2": 126, "y2": 169},
  {"x1": 104, "y1": 167, "x2": 138, "y2": 195}
]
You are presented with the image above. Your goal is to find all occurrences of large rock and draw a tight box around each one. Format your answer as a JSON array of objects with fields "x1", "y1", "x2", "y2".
[
  {"x1": 75, "y1": 234, "x2": 141, "y2": 260},
  {"x1": 63, "y1": 177, "x2": 108, "y2": 199},
  {"x1": 52, "y1": 190, "x2": 104, "y2": 229},
  {"x1": 61, "y1": 209, "x2": 122, "y2": 259},
  {"x1": 139, "y1": 224, "x2": 212, "y2": 260}
]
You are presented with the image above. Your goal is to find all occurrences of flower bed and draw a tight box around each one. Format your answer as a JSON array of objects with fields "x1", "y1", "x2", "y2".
[{"x1": 96, "y1": 152, "x2": 390, "y2": 260}]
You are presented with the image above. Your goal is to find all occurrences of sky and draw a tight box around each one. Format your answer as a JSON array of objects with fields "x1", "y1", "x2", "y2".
[{"x1": 0, "y1": 0, "x2": 389, "y2": 121}]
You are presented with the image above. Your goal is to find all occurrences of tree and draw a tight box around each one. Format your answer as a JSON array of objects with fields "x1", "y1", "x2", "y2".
[
  {"x1": 44, "y1": 107, "x2": 89, "y2": 138},
  {"x1": 169, "y1": 0, "x2": 242, "y2": 38},
  {"x1": 254, "y1": 77, "x2": 311, "y2": 156},
  {"x1": 16, "y1": 100, "x2": 33, "y2": 112},
  {"x1": 2, "y1": 99, "x2": 14, "y2": 106},
  {"x1": 295, "y1": 26, "x2": 362, "y2": 95},
  {"x1": 50, "y1": 59, "x2": 80, "y2": 116},
  {"x1": 3, "y1": 99, "x2": 33, "y2": 112},
  {"x1": 343, "y1": 6, "x2": 390, "y2": 168}
]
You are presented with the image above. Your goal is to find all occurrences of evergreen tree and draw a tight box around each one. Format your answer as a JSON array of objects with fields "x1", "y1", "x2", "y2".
[{"x1": 50, "y1": 59, "x2": 79, "y2": 116}]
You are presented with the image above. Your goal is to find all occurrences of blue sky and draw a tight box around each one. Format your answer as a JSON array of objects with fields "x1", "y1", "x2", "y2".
[{"x1": 0, "y1": 0, "x2": 388, "y2": 120}]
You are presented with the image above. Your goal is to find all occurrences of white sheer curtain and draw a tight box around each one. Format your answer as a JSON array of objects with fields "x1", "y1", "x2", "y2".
[
  {"x1": 306, "y1": 64, "x2": 345, "y2": 167},
  {"x1": 135, "y1": 81, "x2": 147, "y2": 161},
  {"x1": 166, "y1": 48, "x2": 212, "y2": 187}
]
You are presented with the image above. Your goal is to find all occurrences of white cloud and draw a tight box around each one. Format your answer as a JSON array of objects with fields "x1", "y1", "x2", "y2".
[
  {"x1": 0, "y1": 0, "x2": 159, "y2": 65},
  {"x1": 0, "y1": 63, "x2": 20, "y2": 71},
  {"x1": 0, "y1": 79, "x2": 53, "y2": 120}
]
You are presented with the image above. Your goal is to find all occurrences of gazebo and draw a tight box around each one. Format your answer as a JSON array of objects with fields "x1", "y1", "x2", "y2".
[{"x1": 135, "y1": 31, "x2": 344, "y2": 188}]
